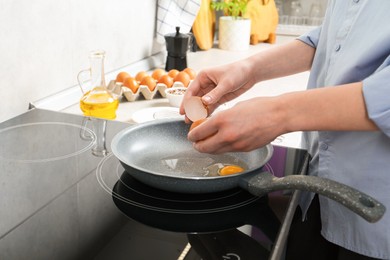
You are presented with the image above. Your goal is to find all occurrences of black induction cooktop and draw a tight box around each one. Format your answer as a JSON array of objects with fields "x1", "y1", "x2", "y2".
[{"x1": 0, "y1": 108, "x2": 308, "y2": 259}]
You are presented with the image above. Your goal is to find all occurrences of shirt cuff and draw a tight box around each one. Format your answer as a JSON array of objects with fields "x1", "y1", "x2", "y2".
[
  {"x1": 296, "y1": 26, "x2": 322, "y2": 48},
  {"x1": 362, "y1": 66, "x2": 390, "y2": 137}
]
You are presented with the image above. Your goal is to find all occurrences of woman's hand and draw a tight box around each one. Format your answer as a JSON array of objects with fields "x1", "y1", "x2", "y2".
[
  {"x1": 179, "y1": 59, "x2": 256, "y2": 118},
  {"x1": 187, "y1": 96, "x2": 286, "y2": 154},
  {"x1": 186, "y1": 82, "x2": 378, "y2": 154},
  {"x1": 180, "y1": 40, "x2": 318, "y2": 153}
]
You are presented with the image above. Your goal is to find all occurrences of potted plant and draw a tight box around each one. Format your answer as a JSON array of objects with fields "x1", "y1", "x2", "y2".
[
  {"x1": 211, "y1": 0, "x2": 249, "y2": 18},
  {"x1": 211, "y1": 0, "x2": 251, "y2": 51}
]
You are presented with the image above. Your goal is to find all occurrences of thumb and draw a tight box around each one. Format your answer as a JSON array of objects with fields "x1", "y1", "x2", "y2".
[{"x1": 202, "y1": 87, "x2": 225, "y2": 106}]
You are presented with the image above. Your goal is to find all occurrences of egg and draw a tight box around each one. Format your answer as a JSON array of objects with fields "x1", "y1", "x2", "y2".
[
  {"x1": 173, "y1": 71, "x2": 191, "y2": 87},
  {"x1": 190, "y1": 118, "x2": 207, "y2": 131},
  {"x1": 151, "y1": 68, "x2": 166, "y2": 81},
  {"x1": 168, "y1": 69, "x2": 180, "y2": 78},
  {"x1": 204, "y1": 163, "x2": 245, "y2": 177},
  {"x1": 140, "y1": 75, "x2": 157, "y2": 91},
  {"x1": 116, "y1": 71, "x2": 131, "y2": 83},
  {"x1": 183, "y1": 67, "x2": 196, "y2": 80},
  {"x1": 157, "y1": 74, "x2": 174, "y2": 88},
  {"x1": 135, "y1": 71, "x2": 148, "y2": 83},
  {"x1": 123, "y1": 77, "x2": 140, "y2": 93},
  {"x1": 183, "y1": 96, "x2": 208, "y2": 122},
  {"x1": 219, "y1": 165, "x2": 245, "y2": 176}
]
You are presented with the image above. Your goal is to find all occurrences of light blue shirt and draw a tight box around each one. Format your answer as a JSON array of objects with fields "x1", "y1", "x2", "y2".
[{"x1": 297, "y1": 0, "x2": 390, "y2": 258}]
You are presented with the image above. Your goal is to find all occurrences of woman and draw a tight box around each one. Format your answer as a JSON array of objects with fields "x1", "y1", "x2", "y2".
[{"x1": 180, "y1": 0, "x2": 390, "y2": 259}]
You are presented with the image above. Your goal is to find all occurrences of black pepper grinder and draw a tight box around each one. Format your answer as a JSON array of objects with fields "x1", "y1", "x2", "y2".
[{"x1": 164, "y1": 26, "x2": 191, "y2": 71}]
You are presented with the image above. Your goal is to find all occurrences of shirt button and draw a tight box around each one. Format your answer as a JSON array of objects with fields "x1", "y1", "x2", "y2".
[
  {"x1": 353, "y1": 0, "x2": 360, "y2": 3},
  {"x1": 335, "y1": 44, "x2": 341, "y2": 52},
  {"x1": 320, "y1": 142, "x2": 328, "y2": 151}
]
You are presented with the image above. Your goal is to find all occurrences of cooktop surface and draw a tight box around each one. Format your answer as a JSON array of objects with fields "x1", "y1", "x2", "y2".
[{"x1": 0, "y1": 108, "x2": 307, "y2": 259}]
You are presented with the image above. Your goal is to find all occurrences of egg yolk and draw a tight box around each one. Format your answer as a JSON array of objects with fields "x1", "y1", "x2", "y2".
[{"x1": 218, "y1": 165, "x2": 244, "y2": 176}]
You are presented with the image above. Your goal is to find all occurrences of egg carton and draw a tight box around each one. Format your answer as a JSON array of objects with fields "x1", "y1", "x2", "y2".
[{"x1": 107, "y1": 80, "x2": 188, "y2": 102}]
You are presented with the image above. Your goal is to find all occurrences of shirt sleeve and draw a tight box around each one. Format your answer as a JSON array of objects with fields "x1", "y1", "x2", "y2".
[
  {"x1": 362, "y1": 59, "x2": 390, "y2": 137},
  {"x1": 296, "y1": 26, "x2": 322, "y2": 48}
]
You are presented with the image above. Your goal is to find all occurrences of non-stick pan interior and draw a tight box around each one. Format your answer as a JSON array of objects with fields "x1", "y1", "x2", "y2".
[{"x1": 111, "y1": 119, "x2": 273, "y2": 179}]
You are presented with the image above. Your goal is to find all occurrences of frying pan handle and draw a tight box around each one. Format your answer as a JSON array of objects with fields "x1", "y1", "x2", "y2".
[{"x1": 239, "y1": 172, "x2": 386, "y2": 223}]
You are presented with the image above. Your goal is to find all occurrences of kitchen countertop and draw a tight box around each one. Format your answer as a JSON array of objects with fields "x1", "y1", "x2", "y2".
[{"x1": 62, "y1": 36, "x2": 309, "y2": 149}]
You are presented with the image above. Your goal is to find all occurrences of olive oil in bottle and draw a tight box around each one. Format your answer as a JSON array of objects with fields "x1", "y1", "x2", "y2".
[
  {"x1": 78, "y1": 50, "x2": 119, "y2": 120},
  {"x1": 80, "y1": 86, "x2": 119, "y2": 120}
]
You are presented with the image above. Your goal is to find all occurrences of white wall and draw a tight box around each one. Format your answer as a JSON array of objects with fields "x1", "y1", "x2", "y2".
[{"x1": 0, "y1": 0, "x2": 163, "y2": 123}]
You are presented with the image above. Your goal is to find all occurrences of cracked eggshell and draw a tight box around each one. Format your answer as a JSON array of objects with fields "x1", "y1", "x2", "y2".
[{"x1": 183, "y1": 96, "x2": 208, "y2": 122}]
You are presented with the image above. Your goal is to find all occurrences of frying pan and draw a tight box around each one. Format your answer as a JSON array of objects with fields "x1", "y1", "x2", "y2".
[{"x1": 111, "y1": 118, "x2": 385, "y2": 223}]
